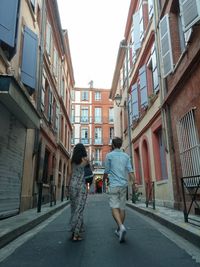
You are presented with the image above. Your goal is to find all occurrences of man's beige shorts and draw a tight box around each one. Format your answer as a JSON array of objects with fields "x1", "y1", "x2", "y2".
[{"x1": 108, "y1": 186, "x2": 127, "y2": 209}]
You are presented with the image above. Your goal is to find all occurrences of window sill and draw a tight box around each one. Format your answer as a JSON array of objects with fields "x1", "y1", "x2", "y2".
[{"x1": 156, "y1": 179, "x2": 168, "y2": 186}]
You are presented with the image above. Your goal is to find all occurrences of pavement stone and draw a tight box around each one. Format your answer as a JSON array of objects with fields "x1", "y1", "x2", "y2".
[{"x1": 0, "y1": 200, "x2": 70, "y2": 249}]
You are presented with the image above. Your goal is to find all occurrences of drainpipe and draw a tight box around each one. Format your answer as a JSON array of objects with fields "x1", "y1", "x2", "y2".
[
  {"x1": 35, "y1": 0, "x2": 46, "y2": 212},
  {"x1": 153, "y1": 0, "x2": 180, "y2": 208}
]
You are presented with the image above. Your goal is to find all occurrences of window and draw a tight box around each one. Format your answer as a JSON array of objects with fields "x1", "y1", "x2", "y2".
[
  {"x1": 134, "y1": 147, "x2": 143, "y2": 185},
  {"x1": 133, "y1": 0, "x2": 144, "y2": 51},
  {"x1": 95, "y1": 128, "x2": 102, "y2": 144},
  {"x1": 159, "y1": 14, "x2": 173, "y2": 78},
  {"x1": 55, "y1": 104, "x2": 59, "y2": 132},
  {"x1": 41, "y1": 73, "x2": 46, "y2": 110},
  {"x1": 30, "y1": 0, "x2": 36, "y2": 10},
  {"x1": 147, "y1": 44, "x2": 159, "y2": 93},
  {"x1": 71, "y1": 106, "x2": 75, "y2": 123},
  {"x1": 109, "y1": 108, "x2": 114, "y2": 123},
  {"x1": 131, "y1": 83, "x2": 139, "y2": 120},
  {"x1": 153, "y1": 125, "x2": 168, "y2": 181},
  {"x1": 53, "y1": 48, "x2": 58, "y2": 77},
  {"x1": 95, "y1": 91, "x2": 101, "y2": 100},
  {"x1": 48, "y1": 90, "x2": 53, "y2": 123},
  {"x1": 157, "y1": 129, "x2": 168, "y2": 180},
  {"x1": 0, "y1": 0, "x2": 20, "y2": 58},
  {"x1": 148, "y1": 0, "x2": 154, "y2": 19},
  {"x1": 46, "y1": 21, "x2": 51, "y2": 56},
  {"x1": 176, "y1": 109, "x2": 200, "y2": 177},
  {"x1": 109, "y1": 127, "x2": 114, "y2": 144},
  {"x1": 81, "y1": 107, "x2": 89, "y2": 123},
  {"x1": 61, "y1": 77, "x2": 65, "y2": 99},
  {"x1": 139, "y1": 65, "x2": 148, "y2": 107},
  {"x1": 94, "y1": 148, "x2": 101, "y2": 166},
  {"x1": 42, "y1": 149, "x2": 50, "y2": 184},
  {"x1": 179, "y1": 0, "x2": 200, "y2": 32},
  {"x1": 71, "y1": 90, "x2": 75, "y2": 101},
  {"x1": 81, "y1": 128, "x2": 89, "y2": 144},
  {"x1": 81, "y1": 91, "x2": 89, "y2": 101},
  {"x1": 95, "y1": 108, "x2": 102, "y2": 123}
]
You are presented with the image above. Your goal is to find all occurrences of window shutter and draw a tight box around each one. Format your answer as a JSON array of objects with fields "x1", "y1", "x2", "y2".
[
  {"x1": 0, "y1": 0, "x2": 19, "y2": 47},
  {"x1": 21, "y1": 26, "x2": 38, "y2": 89},
  {"x1": 159, "y1": 14, "x2": 173, "y2": 78},
  {"x1": 179, "y1": 0, "x2": 200, "y2": 31},
  {"x1": 139, "y1": 65, "x2": 148, "y2": 107},
  {"x1": 131, "y1": 83, "x2": 139, "y2": 120},
  {"x1": 133, "y1": 11, "x2": 141, "y2": 51},
  {"x1": 128, "y1": 97, "x2": 132, "y2": 126},
  {"x1": 55, "y1": 104, "x2": 59, "y2": 131},
  {"x1": 41, "y1": 73, "x2": 46, "y2": 110}
]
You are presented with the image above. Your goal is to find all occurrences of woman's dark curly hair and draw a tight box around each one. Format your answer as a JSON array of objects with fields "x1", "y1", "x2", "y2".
[{"x1": 71, "y1": 143, "x2": 87, "y2": 165}]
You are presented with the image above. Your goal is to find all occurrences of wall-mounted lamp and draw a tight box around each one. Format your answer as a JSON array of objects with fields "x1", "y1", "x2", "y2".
[{"x1": 114, "y1": 93, "x2": 122, "y2": 107}]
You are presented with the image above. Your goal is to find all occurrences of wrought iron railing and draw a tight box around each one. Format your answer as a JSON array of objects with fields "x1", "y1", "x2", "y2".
[{"x1": 181, "y1": 175, "x2": 200, "y2": 226}]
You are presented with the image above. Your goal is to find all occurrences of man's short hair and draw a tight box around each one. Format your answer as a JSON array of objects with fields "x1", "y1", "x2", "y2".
[{"x1": 112, "y1": 137, "x2": 122, "y2": 149}]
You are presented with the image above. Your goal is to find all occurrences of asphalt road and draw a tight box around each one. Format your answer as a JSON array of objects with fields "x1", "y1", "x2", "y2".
[{"x1": 0, "y1": 194, "x2": 200, "y2": 267}]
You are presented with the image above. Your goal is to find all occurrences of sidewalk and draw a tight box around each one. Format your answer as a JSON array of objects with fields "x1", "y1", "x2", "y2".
[
  {"x1": 0, "y1": 200, "x2": 70, "y2": 249},
  {"x1": 127, "y1": 201, "x2": 200, "y2": 248}
]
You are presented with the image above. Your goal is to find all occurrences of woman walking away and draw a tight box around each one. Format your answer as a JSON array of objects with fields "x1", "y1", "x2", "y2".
[{"x1": 67, "y1": 143, "x2": 88, "y2": 241}]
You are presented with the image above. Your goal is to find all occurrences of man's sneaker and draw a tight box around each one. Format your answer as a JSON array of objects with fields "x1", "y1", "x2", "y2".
[
  {"x1": 119, "y1": 225, "x2": 126, "y2": 243},
  {"x1": 114, "y1": 229, "x2": 119, "y2": 237}
]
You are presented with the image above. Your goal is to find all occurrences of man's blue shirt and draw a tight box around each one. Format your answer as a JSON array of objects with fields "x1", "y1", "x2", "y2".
[{"x1": 104, "y1": 149, "x2": 133, "y2": 187}]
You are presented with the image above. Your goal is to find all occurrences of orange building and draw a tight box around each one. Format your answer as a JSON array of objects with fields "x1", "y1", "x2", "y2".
[{"x1": 72, "y1": 87, "x2": 114, "y2": 191}]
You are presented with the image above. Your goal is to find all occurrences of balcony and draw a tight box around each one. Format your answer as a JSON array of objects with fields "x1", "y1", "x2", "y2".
[
  {"x1": 94, "y1": 138, "x2": 103, "y2": 145},
  {"x1": 81, "y1": 138, "x2": 90, "y2": 144},
  {"x1": 0, "y1": 75, "x2": 40, "y2": 129}
]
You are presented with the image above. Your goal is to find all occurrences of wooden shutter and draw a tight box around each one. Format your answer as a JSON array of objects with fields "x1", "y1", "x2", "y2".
[
  {"x1": 159, "y1": 14, "x2": 173, "y2": 78},
  {"x1": 139, "y1": 65, "x2": 148, "y2": 107},
  {"x1": 133, "y1": 11, "x2": 141, "y2": 51},
  {"x1": 179, "y1": 0, "x2": 200, "y2": 31},
  {"x1": 0, "y1": 0, "x2": 19, "y2": 47},
  {"x1": 131, "y1": 83, "x2": 139, "y2": 120},
  {"x1": 21, "y1": 26, "x2": 38, "y2": 89}
]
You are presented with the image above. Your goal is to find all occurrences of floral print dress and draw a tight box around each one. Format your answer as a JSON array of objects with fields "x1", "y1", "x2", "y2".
[{"x1": 69, "y1": 163, "x2": 87, "y2": 237}]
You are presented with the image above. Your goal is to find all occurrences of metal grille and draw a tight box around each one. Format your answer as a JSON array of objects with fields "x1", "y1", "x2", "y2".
[{"x1": 177, "y1": 109, "x2": 200, "y2": 187}]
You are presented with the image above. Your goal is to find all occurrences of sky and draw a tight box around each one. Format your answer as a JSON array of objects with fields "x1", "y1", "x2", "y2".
[{"x1": 57, "y1": 0, "x2": 130, "y2": 89}]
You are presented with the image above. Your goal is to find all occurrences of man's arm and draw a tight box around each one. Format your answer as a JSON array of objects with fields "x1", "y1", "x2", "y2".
[{"x1": 128, "y1": 172, "x2": 135, "y2": 184}]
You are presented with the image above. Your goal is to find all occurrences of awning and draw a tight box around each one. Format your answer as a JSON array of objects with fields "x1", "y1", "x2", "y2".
[{"x1": 0, "y1": 75, "x2": 40, "y2": 128}]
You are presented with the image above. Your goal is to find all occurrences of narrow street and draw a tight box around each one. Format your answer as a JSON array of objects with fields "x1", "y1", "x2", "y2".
[{"x1": 0, "y1": 194, "x2": 199, "y2": 267}]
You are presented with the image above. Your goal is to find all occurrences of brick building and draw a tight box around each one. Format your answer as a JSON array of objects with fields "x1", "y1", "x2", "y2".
[
  {"x1": 72, "y1": 87, "x2": 114, "y2": 191},
  {"x1": 110, "y1": 0, "x2": 174, "y2": 206},
  {"x1": 156, "y1": 0, "x2": 200, "y2": 211}
]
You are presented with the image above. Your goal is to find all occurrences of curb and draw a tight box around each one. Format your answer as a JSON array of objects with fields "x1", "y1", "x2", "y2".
[
  {"x1": 0, "y1": 201, "x2": 70, "y2": 249},
  {"x1": 127, "y1": 203, "x2": 200, "y2": 249}
]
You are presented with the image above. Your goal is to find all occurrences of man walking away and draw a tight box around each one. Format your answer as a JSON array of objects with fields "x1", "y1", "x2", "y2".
[{"x1": 103, "y1": 137, "x2": 135, "y2": 243}]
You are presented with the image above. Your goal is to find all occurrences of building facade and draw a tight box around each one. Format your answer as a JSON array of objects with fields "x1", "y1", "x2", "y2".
[
  {"x1": 72, "y1": 87, "x2": 114, "y2": 191},
  {"x1": 156, "y1": 0, "x2": 200, "y2": 211},
  {"x1": 110, "y1": 0, "x2": 174, "y2": 206},
  {"x1": 0, "y1": 0, "x2": 74, "y2": 218}
]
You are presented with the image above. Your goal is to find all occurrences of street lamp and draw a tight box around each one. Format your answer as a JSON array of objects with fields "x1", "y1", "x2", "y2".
[{"x1": 114, "y1": 93, "x2": 122, "y2": 107}]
